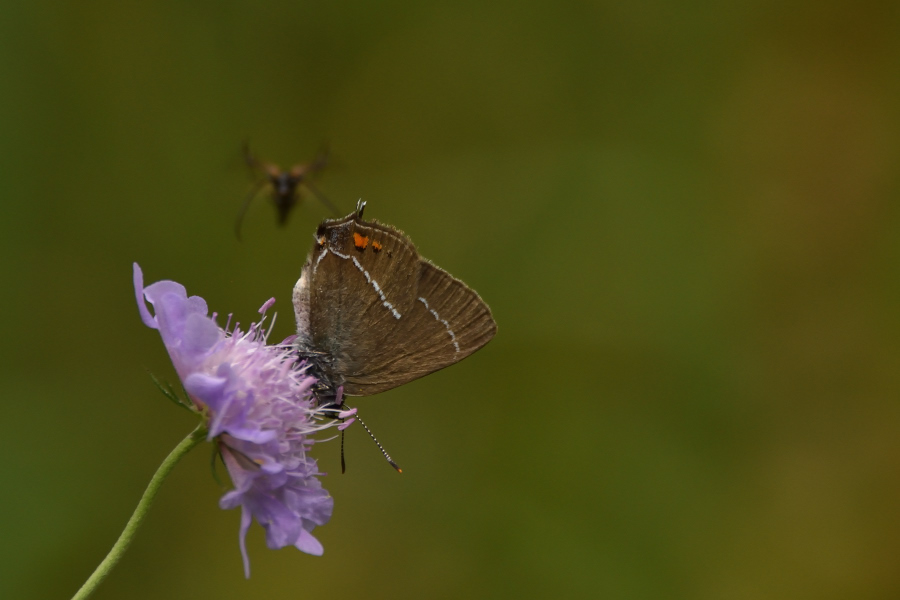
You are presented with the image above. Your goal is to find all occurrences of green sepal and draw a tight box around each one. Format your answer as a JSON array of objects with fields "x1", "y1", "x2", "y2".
[{"x1": 147, "y1": 370, "x2": 194, "y2": 412}]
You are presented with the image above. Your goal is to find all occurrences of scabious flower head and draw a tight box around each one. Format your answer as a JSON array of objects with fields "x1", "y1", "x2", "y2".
[{"x1": 133, "y1": 263, "x2": 334, "y2": 577}]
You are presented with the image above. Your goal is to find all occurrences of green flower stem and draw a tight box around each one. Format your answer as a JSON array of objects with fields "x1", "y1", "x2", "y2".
[{"x1": 72, "y1": 423, "x2": 208, "y2": 600}]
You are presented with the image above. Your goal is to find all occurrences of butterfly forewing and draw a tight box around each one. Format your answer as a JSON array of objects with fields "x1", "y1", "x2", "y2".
[{"x1": 301, "y1": 216, "x2": 419, "y2": 367}]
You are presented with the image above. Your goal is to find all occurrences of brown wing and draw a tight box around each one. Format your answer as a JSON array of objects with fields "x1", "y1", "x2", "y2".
[
  {"x1": 294, "y1": 211, "x2": 496, "y2": 397},
  {"x1": 343, "y1": 259, "x2": 496, "y2": 394},
  {"x1": 296, "y1": 214, "x2": 421, "y2": 376}
]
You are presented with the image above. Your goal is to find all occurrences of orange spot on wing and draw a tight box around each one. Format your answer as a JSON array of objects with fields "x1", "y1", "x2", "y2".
[
  {"x1": 317, "y1": 236, "x2": 326, "y2": 246},
  {"x1": 353, "y1": 232, "x2": 369, "y2": 249},
  {"x1": 372, "y1": 240, "x2": 383, "y2": 252}
]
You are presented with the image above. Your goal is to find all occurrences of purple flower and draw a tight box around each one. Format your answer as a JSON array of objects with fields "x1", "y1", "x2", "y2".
[{"x1": 133, "y1": 263, "x2": 334, "y2": 577}]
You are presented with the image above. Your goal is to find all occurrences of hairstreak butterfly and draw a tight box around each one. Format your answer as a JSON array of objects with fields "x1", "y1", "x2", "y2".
[{"x1": 293, "y1": 201, "x2": 497, "y2": 455}]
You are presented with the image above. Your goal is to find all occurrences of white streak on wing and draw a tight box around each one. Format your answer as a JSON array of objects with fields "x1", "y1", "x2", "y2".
[
  {"x1": 313, "y1": 248, "x2": 329, "y2": 274},
  {"x1": 418, "y1": 297, "x2": 460, "y2": 353},
  {"x1": 329, "y1": 247, "x2": 402, "y2": 319},
  {"x1": 350, "y1": 256, "x2": 402, "y2": 319}
]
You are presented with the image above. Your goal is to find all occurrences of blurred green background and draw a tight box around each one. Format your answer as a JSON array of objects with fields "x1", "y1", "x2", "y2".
[{"x1": 2, "y1": 1, "x2": 899, "y2": 599}]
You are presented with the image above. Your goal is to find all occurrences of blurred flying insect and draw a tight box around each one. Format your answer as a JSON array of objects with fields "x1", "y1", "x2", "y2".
[{"x1": 236, "y1": 142, "x2": 340, "y2": 239}]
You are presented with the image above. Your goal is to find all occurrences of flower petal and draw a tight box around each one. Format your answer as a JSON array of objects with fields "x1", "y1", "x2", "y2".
[
  {"x1": 239, "y1": 506, "x2": 253, "y2": 578},
  {"x1": 182, "y1": 312, "x2": 221, "y2": 356},
  {"x1": 133, "y1": 263, "x2": 157, "y2": 329},
  {"x1": 183, "y1": 372, "x2": 228, "y2": 401},
  {"x1": 295, "y1": 529, "x2": 324, "y2": 556}
]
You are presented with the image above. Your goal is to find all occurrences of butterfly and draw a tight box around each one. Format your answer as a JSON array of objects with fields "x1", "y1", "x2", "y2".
[{"x1": 293, "y1": 201, "x2": 497, "y2": 469}]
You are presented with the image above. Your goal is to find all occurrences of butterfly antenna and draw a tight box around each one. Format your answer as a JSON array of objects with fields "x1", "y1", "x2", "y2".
[{"x1": 354, "y1": 412, "x2": 402, "y2": 473}]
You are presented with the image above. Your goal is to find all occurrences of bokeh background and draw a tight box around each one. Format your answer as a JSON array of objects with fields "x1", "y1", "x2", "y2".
[{"x1": 2, "y1": 1, "x2": 899, "y2": 599}]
